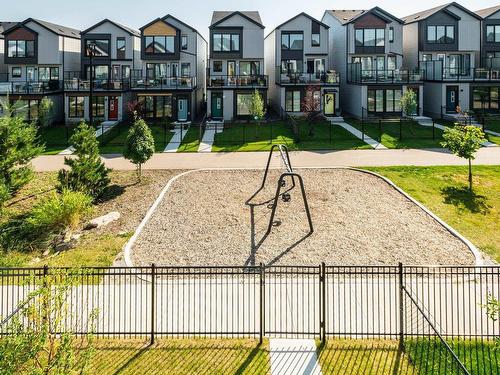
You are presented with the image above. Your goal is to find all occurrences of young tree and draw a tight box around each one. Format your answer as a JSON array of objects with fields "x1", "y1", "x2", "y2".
[
  {"x1": 58, "y1": 122, "x2": 110, "y2": 200},
  {"x1": 249, "y1": 89, "x2": 266, "y2": 137},
  {"x1": 301, "y1": 86, "x2": 322, "y2": 136},
  {"x1": 126, "y1": 99, "x2": 144, "y2": 121},
  {"x1": 441, "y1": 125, "x2": 485, "y2": 191},
  {"x1": 37, "y1": 97, "x2": 55, "y2": 128},
  {"x1": 400, "y1": 89, "x2": 417, "y2": 118},
  {"x1": 123, "y1": 118, "x2": 155, "y2": 181},
  {"x1": 0, "y1": 98, "x2": 44, "y2": 206}
]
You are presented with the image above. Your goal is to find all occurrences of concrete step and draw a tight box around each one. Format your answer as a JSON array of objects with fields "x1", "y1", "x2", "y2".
[{"x1": 327, "y1": 116, "x2": 344, "y2": 123}]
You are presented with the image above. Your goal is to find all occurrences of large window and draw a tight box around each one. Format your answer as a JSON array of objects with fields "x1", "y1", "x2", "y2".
[
  {"x1": 355, "y1": 29, "x2": 385, "y2": 47},
  {"x1": 140, "y1": 95, "x2": 172, "y2": 119},
  {"x1": 212, "y1": 33, "x2": 240, "y2": 52},
  {"x1": 145, "y1": 36, "x2": 175, "y2": 54},
  {"x1": 86, "y1": 65, "x2": 108, "y2": 80},
  {"x1": 92, "y1": 96, "x2": 105, "y2": 117},
  {"x1": 486, "y1": 25, "x2": 500, "y2": 43},
  {"x1": 236, "y1": 93, "x2": 255, "y2": 116},
  {"x1": 11, "y1": 67, "x2": 21, "y2": 78},
  {"x1": 85, "y1": 39, "x2": 109, "y2": 56},
  {"x1": 7, "y1": 40, "x2": 35, "y2": 58},
  {"x1": 181, "y1": 63, "x2": 191, "y2": 77},
  {"x1": 213, "y1": 61, "x2": 223, "y2": 72},
  {"x1": 117, "y1": 37, "x2": 126, "y2": 59},
  {"x1": 38, "y1": 67, "x2": 60, "y2": 81},
  {"x1": 281, "y1": 33, "x2": 304, "y2": 50},
  {"x1": 240, "y1": 61, "x2": 260, "y2": 76},
  {"x1": 285, "y1": 90, "x2": 301, "y2": 112},
  {"x1": 13, "y1": 99, "x2": 39, "y2": 121},
  {"x1": 427, "y1": 25, "x2": 454, "y2": 44},
  {"x1": 368, "y1": 89, "x2": 401, "y2": 113},
  {"x1": 473, "y1": 87, "x2": 500, "y2": 110},
  {"x1": 281, "y1": 60, "x2": 303, "y2": 74},
  {"x1": 68, "y1": 96, "x2": 84, "y2": 118}
]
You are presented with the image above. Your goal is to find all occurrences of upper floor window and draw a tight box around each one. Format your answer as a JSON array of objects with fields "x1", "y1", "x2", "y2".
[
  {"x1": 39, "y1": 67, "x2": 59, "y2": 81},
  {"x1": 11, "y1": 67, "x2": 22, "y2": 77},
  {"x1": 7, "y1": 40, "x2": 35, "y2": 58},
  {"x1": 85, "y1": 39, "x2": 109, "y2": 57},
  {"x1": 145, "y1": 36, "x2": 175, "y2": 54},
  {"x1": 389, "y1": 27, "x2": 394, "y2": 43},
  {"x1": 213, "y1": 33, "x2": 240, "y2": 52},
  {"x1": 181, "y1": 35, "x2": 188, "y2": 50},
  {"x1": 311, "y1": 33, "x2": 320, "y2": 47},
  {"x1": 281, "y1": 33, "x2": 303, "y2": 50},
  {"x1": 486, "y1": 25, "x2": 500, "y2": 43},
  {"x1": 422, "y1": 53, "x2": 433, "y2": 61},
  {"x1": 213, "y1": 61, "x2": 223, "y2": 72},
  {"x1": 355, "y1": 29, "x2": 385, "y2": 47},
  {"x1": 117, "y1": 37, "x2": 126, "y2": 59},
  {"x1": 427, "y1": 25, "x2": 454, "y2": 44}
]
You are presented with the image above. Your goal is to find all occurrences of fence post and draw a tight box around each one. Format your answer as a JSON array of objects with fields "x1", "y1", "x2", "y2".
[
  {"x1": 399, "y1": 118, "x2": 402, "y2": 141},
  {"x1": 362, "y1": 120, "x2": 365, "y2": 141},
  {"x1": 259, "y1": 263, "x2": 265, "y2": 344},
  {"x1": 270, "y1": 121, "x2": 272, "y2": 144},
  {"x1": 320, "y1": 262, "x2": 326, "y2": 345},
  {"x1": 378, "y1": 119, "x2": 382, "y2": 143},
  {"x1": 42, "y1": 265, "x2": 49, "y2": 329},
  {"x1": 150, "y1": 263, "x2": 156, "y2": 346},
  {"x1": 482, "y1": 117, "x2": 485, "y2": 133},
  {"x1": 432, "y1": 121, "x2": 435, "y2": 140},
  {"x1": 329, "y1": 122, "x2": 332, "y2": 144},
  {"x1": 398, "y1": 262, "x2": 404, "y2": 351}
]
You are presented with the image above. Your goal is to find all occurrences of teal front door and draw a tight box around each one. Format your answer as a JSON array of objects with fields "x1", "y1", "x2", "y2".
[
  {"x1": 446, "y1": 86, "x2": 459, "y2": 113},
  {"x1": 177, "y1": 98, "x2": 188, "y2": 121},
  {"x1": 211, "y1": 92, "x2": 223, "y2": 119}
]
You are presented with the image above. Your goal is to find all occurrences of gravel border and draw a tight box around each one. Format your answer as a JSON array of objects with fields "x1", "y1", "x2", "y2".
[{"x1": 124, "y1": 167, "x2": 480, "y2": 267}]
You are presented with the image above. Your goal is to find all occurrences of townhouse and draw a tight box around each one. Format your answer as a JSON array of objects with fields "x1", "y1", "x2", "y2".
[
  {"x1": 474, "y1": 5, "x2": 500, "y2": 113},
  {"x1": 402, "y1": 2, "x2": 488, "y2": 118},
  {"x1": 322, "y1": 8, "x2": 423, "y2": 118},
  {"x1": 207, "y1": 11, "x2": 267, "y2": 121},
  {"x1": 133, "y1": 14, "x2": 207, "y2": 122},
  {"x1": 265, "y1": 13, "x2": 340, "y2": 117},
  {"x1": 64, "y1": 19, "x2": 141, "y2": 123},
  {"x1": 1, "y1": 18, "x2": 80, "y2": 122},
  {"x1": 0, "y1": 23, "x2": 17, "y2": 79}
]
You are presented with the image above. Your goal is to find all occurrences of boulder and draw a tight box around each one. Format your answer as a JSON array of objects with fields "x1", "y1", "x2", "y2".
[
  {"x1": 85, "y1": 212, "x2": 121, "y2": 230},
  {"x1": 53, "y1": 232, "x2": 80, "y2": 252}
]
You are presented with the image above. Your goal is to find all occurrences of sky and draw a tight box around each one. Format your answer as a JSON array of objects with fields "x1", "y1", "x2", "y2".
[{"x1": 2, "y1": 0, "x2": 498, "y2": 39}]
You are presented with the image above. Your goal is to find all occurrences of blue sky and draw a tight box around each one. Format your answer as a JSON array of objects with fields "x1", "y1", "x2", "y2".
[{"x1": 2, "y1": 0, "x2": 498, "y2": 38}]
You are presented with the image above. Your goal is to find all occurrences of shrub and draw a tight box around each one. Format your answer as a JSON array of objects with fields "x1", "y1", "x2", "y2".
[
  {"x1": 58, "y1": 122, "x2": 110, "y2": 199},
  {"x1": 123, "y1": 118, "x2": 155, "y2": 180},
  {"x1": 0, "y1": 181, "x2": 9, "y2": 207}
]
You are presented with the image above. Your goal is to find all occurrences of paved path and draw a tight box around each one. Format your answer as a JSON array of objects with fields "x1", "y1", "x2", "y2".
[
  {"x1": 334, "y1": 120, "x2": 387, "y2": 150},
  {"x1": 198, "y1": 129, "x2": 216, "y2": 152},
  {"x1": 59, "y1": 121, "x2": 119, "y2": 155},
  {"x1": 270, "y1": 339, "x2": 322, "y2": 375},
  {"x1": 32, "y1": 147, "x2": 500, "y2": 172},
  {"x1": 163, "y1": 125, "x2": 188, "y2": 153}
]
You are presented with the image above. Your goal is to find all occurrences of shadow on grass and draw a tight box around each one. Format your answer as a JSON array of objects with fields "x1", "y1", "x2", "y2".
[
  {"x1": 87, "y1": 339, "x2": 269, "y2": 375},
  {"x1": 441, "y1": 186, "x2": 491, "y2": 214}
]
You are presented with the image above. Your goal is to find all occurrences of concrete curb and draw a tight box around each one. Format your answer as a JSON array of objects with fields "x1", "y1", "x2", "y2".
[{"x1": 123, "y1": 166, "x2": 482, "y2": 267}]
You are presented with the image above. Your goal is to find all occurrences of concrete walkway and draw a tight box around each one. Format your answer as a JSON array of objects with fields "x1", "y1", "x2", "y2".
[
  {"x1": 270, "y1": 339, "x2": 322, "y2": 375},
  {"x1": 198, "y1": 128, "x2": 216, "y2": 152},
  {"x1": 32, "y1": 147, "x2": 500, "y2": 172},
  {"x1": 163, "y1": 125, "x2": 189, "y2": 153},
  {"x1": 59, "y1": 121, "x2": 119, "y2": 155},
  {"x1": 334, "y1": 121, "x2": 387, "y2": 150}
]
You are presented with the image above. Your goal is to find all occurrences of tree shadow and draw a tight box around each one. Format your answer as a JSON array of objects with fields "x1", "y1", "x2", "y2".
[
  {"x1": 441, "y1": 186, "x2": 491, "y2": 214},
  {"x1": 97, "y1": 182, "x2": 136, "y2": 204}
]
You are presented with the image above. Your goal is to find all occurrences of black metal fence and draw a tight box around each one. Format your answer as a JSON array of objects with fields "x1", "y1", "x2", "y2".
[{"x1": 359, "y1": 117, "x2": 442, "y2": 143}]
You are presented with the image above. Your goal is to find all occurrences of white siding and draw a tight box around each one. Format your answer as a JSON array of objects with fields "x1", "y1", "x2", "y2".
[
  {"x1": 448, "y1": 5, "x2": 481, "y2": 52},
  {"x1": 403, "y1": 23, "x2": 419, "y2": 69},
  {"x1": 62, "y1": 36, "x2": 81, "y2": 72},
  {"x1": 215, "y1": 14, "x2": 264, "y2": 59}
]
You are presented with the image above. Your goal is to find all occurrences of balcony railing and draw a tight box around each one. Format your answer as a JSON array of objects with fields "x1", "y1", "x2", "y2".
[
  {"x1": 420, "y1": 60, "x2": 500, "y2": 82},
  {"x1": 130, "y1": 76, "x2": 196, "y2": 90},
  {"x1": 207, "y1": 75, "x2": 268, "y2": 88},
  {"x1": 0, "y1": 80, "x2": 63, "y2": 95},
  {"x1": 276, "y1": 70, "x2": 340, "y2": 85},
  {"x1": 64, "y1": 78, "x2": 130, "y2": 91},
  {"x1": 347, "y1": 64, "x2": 423, "y2": 84}
]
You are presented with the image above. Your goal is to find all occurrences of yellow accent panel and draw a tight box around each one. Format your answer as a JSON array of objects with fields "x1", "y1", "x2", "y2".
[{"x1": 143, "y1": 21, "x2": 177, "y2": 36}]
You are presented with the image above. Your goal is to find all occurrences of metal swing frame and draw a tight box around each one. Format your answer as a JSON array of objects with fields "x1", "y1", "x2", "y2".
[{"x1": 253, "y1": 144, "x2": 314, "y2": 236}]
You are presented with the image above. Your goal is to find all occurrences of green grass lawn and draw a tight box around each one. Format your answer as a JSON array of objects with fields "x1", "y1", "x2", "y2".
[
  {"x1": 348, "y1": 119, "x2": 446, "y2": 149},
  {"x1": 211, "y1": 121, "x2": 370, "y2": 152},
  {"x1": 38, "y1": 126, "x2": 76, "y2": 155},
  {"x1": 87, "y1": 339, "x2": 270, "y2": 375},
  {"x1": 365, "y1": 166, "x2": 500, "y2": 262},
  {"x1": 177, "y1": 125, "x2": 202, "y2": 152}
]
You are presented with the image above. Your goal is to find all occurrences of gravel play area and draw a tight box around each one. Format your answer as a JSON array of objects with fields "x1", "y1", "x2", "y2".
[{"x1": 130, "y1": 168, "x2": 475, "y2": 266}]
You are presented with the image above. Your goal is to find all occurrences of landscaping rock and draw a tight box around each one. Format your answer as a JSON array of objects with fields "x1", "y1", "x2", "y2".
[
  {"x1": 54, "y1": 232, "x2": 80, "y2": 252},
  {"x1": 86, "y1": 212, "x2": 121, "y2": 230}
]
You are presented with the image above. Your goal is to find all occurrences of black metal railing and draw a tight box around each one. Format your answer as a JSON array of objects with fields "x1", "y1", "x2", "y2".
[
  {"x1": 347, "y1": 64, "x2": 423, "y2": 84},
  {"x1": 420, "y1": 60, "x2": 500, "y2": 82},
  {"x1": 207, "y1": 75, "x2": 268, "y2": 88},
  {"x1": 64, "y1": 78, "x2": 130, "y2": 91},
  {"x1": 130, "y1": 76, "x2": 196, "y2": 90},
  {"x1": 0, "y1": 80, "x2": 63, "y2": 94},
  {"x1": 276, "y1": 69, "x2": 340, "y2": 85}
]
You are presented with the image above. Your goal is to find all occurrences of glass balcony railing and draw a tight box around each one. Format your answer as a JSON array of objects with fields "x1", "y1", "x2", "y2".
[
  {"x1": 207, "y1": 75, "x2": 268, "y2": 88},
  {"x1": 0, "y1": 80, "x2": 63, "y2": 94},
  {"x1": 347, "y1": 64, "x2": 423, "y2": 84},
  {"x1": 130, "y1": 76, "x2": 196, "y2": 90},
  {"x1": 276, "y1": 70, "x2": 340, "y2": 85},
  {"x1": 420, "y1": 61, "x2": 500, "y2": 82}
]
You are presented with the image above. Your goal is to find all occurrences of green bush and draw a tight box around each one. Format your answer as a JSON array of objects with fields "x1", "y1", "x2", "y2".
[
  {"x1": 58, "y1": 122, "x2": 110, "y2": 199},
  {"x1": 0, "y1": 181, "x2": 9, "y2": 207}
]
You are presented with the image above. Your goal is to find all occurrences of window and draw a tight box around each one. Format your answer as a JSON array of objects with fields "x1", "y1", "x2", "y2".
[
  {"x1": 227, "y1": 61, "x2": 236, "y2": 76},
  {"x1": 181, "y1": 63, "x2": 191, "y2": 77},
  {"x1": 38, "y1": 67, "x2": 59, "y2": 81},
  {"x1": 422, "y1": 54, "x2": 433, "y2": 62},
  {"x1": 236, "y1": 92, "x2": 257, "y2": 116},
  {"x1": 312, "y1": 33, "x2": 320, "y2": 47},
  {"x1": 117, "y1": 37, "x2": 126, "y2": 59},
  {"x1": 213, "y1": 61, "x2": 223, "y2": 72},
  {"x1": 389, "y1": 27, "x2": 394, "y2": 43},
  {"x1": 139, "y1": 95, "x2": 172, "y2": 119},
  {"x1": 86, "y1": 65, "x2": 108, "y2": 80},
  {"x1": 285, "y1": 90, "x2": 301, "y2": 112},
  {"x1": 122, "y1": 65, "x2": 130, "y2": 79},
  {"x1": 12, "y1": 67, "x2": 21, "y2": 78},
  {"x1": 92, "y1": 96, "x2": 105, "y2": 117},
  {"x1": 427, "y1": 25, "x2": 454, "y2": 44},
  {"x1": 281, "y1": 33, "x2": 304, "y2": 50},
  {"x1": 85, "y1": 39, "x2": 109, "y2": 56},
  {"x1": 181, "y1": 35, "x2": 188, "y2": 50},
  {"x1": 68, "y1": 96, "x2": 84, "y2": 118},
  {"x1": 486, "y1": 25, "x2": 500, "y2": 43},
  {"x1": 240, "y1": 61, "x2": 260, "y2": 76},
  {"x1": 212, "y1": 33, "x2": 240, "y2": 52},
  {"x1": 7, "y1": 40, "x2": 35, "y2": 58},
  {"x1": 354, "y1": 29, "x2": 385, "y2": 47},
  {"x1": 388, "y1": 56, "x2": 396, "y2": 70},
  {"x1": 368, "y1": 89, "x2": 401, "y2": 113},
  {"x1": 144, "y1": 36, "x2": 175, "y2": 54},
  {"x1": 281, "y1": 60, "x2": 303, "y2": 74}
]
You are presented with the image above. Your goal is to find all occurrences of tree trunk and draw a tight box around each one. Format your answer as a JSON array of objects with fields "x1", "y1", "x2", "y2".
[
  {"x1": 468, "y1": 158, "x2": 473, "y2": 192},
  {"x1": 138, "y1": 163, "x2": 142, "y2": 182}
]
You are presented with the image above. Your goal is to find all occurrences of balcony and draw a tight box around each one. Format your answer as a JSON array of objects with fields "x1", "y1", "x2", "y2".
[
  {"x1": 420, "y1": 61, "x2": 500, "y2": 82},
  {"x1": 347, "y1": 64, "x2": 423, "y2": 84},
  {"x1": 64, "y1": 78, "x2": 130, "y2": 91},
  {"x1": 130, "y1": 76, "x2": 197, "y2": 90},
  {"x1": 207, "y1": 75, "x2": 268, "y2": 89},
  {"x1": 276, "y1": 70, "x2": 340, "y2": 85},
  {"x1": 0, "y1": 80, "x2": 63, "y2": 95}
]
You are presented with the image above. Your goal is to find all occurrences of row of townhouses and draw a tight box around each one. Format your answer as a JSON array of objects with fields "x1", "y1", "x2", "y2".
[{"x1": 1, "y1": 3, "x2": 500, "y2": 125}]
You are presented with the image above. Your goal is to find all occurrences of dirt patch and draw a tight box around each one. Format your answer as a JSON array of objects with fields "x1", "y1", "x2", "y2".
[{"x1": 131, "y1": 168, "x2": 475, "y2": 266}]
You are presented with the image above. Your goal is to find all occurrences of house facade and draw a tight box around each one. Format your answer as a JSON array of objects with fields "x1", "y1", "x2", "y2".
[
  {"x1": 64, "y1": 19, "x2": 141, "y2": 124},
  {"x1": 0, "y1": 18, "x2": 80, "y2": 123},
  {"x1": 402, "y1": 2, "x2": 488, "y2": 118},
  {"x1": 133, "y1": 14, "x2": 207, "y2": 123},
  {"x1": 323, "y1": 8, "x2": 423, "y2": 119},
  {"x1": 265, "y1": 13, "x2": 340, "y2": 117},
  {"x1": 207, "y1": 11, "x2": 267, "y2": 121}
]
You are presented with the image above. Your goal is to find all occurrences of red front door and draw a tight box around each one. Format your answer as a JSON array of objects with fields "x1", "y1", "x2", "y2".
[{"x1": 108, "y1": 97, "x2": 118, "y2": 120}]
